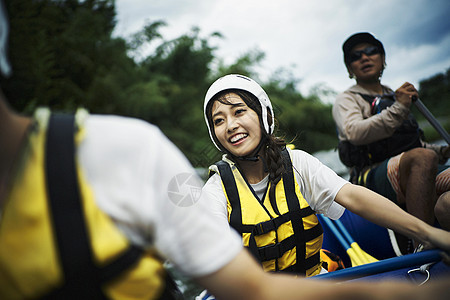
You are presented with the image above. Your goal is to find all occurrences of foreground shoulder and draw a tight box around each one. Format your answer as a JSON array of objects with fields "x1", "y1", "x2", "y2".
[
  {"x1": 86, "y1": 114, "x2": 161, "y2": 135},
  {"x1": 84, "y1": 114, "x2": 168, "y2": 147},
  {"x1": 203, "y1": 172, "x2": 223, "y2": 189}
]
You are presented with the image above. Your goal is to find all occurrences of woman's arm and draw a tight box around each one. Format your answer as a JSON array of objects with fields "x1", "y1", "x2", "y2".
[{"x1": 335, "y1": 183, "x2": 450, "y2": 251}]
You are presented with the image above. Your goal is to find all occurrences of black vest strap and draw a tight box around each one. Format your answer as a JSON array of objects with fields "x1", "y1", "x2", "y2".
[
  {"x1": 277, "y1": 251, "x2": 321, "y2": 274},
  {"x1": 281, "y1": 149, "x2": 307, "y2": 275},
  {"x1": 252, "y1": 208, "x2": 315, "y2": 236},
  {"x1": 253, "y1": 214, "x2": 290, "y2": 235},
  {"x1": 214, "y1": 160, "x2": 264, "y2": 261},
  {"x1": 258, "y1": 235, "x2": 296, "y2": 261},
  {"x1": 215, "y1": 161, "x2": 246, "y2": 232},
  {"x1": 215, "y1": 150, "x2": 322, "y2": 275},
  {"x1": 345, "y1": 92, "x2": 422, "y2": 166},
  {"x1": 357, "y1": 92, "x2": 379, "y2": 103},
  {"x1": 43, "y1": 113, "x2": 143, "y2": 299}
]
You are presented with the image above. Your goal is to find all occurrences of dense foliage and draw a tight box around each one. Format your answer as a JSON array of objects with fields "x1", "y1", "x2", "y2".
[
  {"x1": 415, "y1": 68, "x2": 450, "y2": 142},
  {"x1": 1, "y1": 0, "x2": 448, "y2": 168}
]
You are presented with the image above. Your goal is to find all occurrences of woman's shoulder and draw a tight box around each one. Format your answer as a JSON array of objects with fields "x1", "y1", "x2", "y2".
[
  {"x1": 287, "y1": 148, "x2": 315, "y2": 160},
  {"x1": 286, "y1": 148, "x2": 322, "y2": 170}
]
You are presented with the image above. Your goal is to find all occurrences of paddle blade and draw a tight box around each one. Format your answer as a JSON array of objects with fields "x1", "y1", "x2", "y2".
[
  {"x1": 352, "y1": 243, "x2": 378, "y2": 264},
  {"x1": 347, "y1": 248, "x2": 364, "y2": 266}
]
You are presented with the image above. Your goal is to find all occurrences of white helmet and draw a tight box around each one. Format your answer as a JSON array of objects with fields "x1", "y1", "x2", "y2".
[{"x1": 204, "y1": 74, "x2": 274, "y2": 150}]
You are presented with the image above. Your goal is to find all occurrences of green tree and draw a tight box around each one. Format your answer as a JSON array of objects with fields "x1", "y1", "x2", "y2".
[
  {"x1": 1, "y1": 0, "x2": 135, "y2": 114},
  {"x1": 418, "y1": 67, "x2": 450, "y2": 118},
  {"x1": 415, "y1": 67, "x2": 450, "y2": 141},
  {"x1": 128, "y1": 24, "x2": 224, "y2": 166},
  {"x1": 262, "y1": 70, "x2": 337, "y2": 153},
  {"x1": 215, "y1": 48, "x2": 265, "y2": 79},
  {"x1": 5, "y1": 0, "x2": 417, "y2": 166}
]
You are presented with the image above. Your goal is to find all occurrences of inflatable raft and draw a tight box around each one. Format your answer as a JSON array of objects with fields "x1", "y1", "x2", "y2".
[{"x1": 317, "y1": 210, "x2": 450, "y2": 282}]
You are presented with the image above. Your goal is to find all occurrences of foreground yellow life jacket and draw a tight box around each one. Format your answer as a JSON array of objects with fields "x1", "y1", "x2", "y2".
[
  {"x1": 213, "y1": 149, "x2": 323, "y2": 276},
  {"x1": 0, "y1": 111, "x2": 168, "y2": 299}
]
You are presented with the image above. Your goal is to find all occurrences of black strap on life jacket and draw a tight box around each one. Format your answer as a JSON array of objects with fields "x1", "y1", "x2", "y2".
[
  {"x1": 214, "y1": 149, "x2": 322, "y2": 275},
  {"x1": 42, "y1": 113, "x2": 144, "y2": 299},
  {"x1": 359, "y1": 93, "x2": 422, "y2": 162},
  {"x1": 280, "y1": 149, "x2": 322, "y2": 275}
]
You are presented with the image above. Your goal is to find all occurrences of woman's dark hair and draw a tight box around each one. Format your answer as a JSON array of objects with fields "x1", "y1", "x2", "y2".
[{"x1": 206, "y1": 89, "x2": 286, "y2": 214}]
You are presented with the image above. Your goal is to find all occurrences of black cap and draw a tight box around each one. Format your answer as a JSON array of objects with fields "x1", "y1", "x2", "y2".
[{"x1": 343, "y1": 32, "x2": 385, "y2": 65}]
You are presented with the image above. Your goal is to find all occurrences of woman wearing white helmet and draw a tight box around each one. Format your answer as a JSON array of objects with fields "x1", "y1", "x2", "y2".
[
  {"x1": 202, "y1": 74, "x2": 450, "y2": 277},
  {"x1": 203, "y1": 74, "x2": 347, "y2": 276}
]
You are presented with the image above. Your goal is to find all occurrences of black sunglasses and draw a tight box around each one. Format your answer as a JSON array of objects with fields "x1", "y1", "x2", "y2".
[{"x1": 349, "y1": 46, "x2": 381, "y2": 63}]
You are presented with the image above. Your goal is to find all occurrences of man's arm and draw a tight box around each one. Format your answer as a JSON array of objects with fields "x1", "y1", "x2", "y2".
[
  {"x1": 333, "y1": 92, "x2": 407, "y2": 145},
  {"x1": 333, "y1": 82, "x2": 419, "y2": 146}
]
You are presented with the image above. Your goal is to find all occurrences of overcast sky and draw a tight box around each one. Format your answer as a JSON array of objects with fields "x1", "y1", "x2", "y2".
[{"x1": 113, "y1": 0, "x2": 450, "y2": 102}]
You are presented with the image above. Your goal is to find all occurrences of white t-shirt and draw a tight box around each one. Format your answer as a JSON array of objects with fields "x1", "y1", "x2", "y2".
[
  {"x1": 203, "y1": 148, "x2": 348, "y2": 234},
  {"x1": 76, "y1": 113, "x2": 242, "y2": 278}
]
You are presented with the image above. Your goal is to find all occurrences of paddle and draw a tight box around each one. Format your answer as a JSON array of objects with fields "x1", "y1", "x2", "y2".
[
  {"x1": 374, "y1": 93, "x2": 449, "y2": 145},
  {"x1": 334, "y1": 219, "x2": 378, "y2": 264},
  {"x1": 318, "y1": 214, "x2": 377, "y2": 267},
  {"x1": 412, "y1": 97, "x2": 450, "y2": 145}
]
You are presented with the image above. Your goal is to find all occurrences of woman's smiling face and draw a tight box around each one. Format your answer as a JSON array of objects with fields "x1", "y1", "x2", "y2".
[{"x1": 211, "y1": 92, "x2": 262, "y2": 157}]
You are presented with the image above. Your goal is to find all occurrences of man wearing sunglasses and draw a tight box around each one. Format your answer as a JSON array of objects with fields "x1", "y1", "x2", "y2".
[{"x1": 332, "y1": 32, "x2": 450, "y2": 253}]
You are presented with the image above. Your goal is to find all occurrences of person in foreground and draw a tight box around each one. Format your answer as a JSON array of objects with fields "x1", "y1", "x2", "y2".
[
  {"x1": 332, "y1": 32, "x2": 450, "y2": 237},
  {"x1": 1, "y1": 3, "x2": 450, "y2": 300},
  {"x1": 201, "y1": 73, "x2": 450, "y2": 281}
]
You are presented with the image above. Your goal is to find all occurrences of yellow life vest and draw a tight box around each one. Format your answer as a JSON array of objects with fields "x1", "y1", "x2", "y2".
[
  {"x1": 213, "y1": 149, "x2": 323, "y2": 276},
  {"x1": 0, "y1": 111, "x2": 167, "y2": 299}
]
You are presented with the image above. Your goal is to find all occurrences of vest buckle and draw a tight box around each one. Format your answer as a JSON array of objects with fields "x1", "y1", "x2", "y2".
[{"x1": 254, "y1": 219, "x2": 276, "y2": 235}]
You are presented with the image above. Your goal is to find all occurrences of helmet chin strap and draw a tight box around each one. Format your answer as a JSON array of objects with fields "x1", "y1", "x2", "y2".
[{"x1": 229, "y1": 135, "x2": 269, "y2": 172}]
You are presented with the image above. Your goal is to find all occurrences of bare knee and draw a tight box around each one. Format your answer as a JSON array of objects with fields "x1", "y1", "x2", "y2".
[
  {"x1": 435, "y1": 191, "x2": 450, "y2": 230},
  {"x1": 398, "y1": 148, "x2": 438, "y2": 205},
  {"x1": 400, "y1": 148, "x2": 438, "y2": 174}
]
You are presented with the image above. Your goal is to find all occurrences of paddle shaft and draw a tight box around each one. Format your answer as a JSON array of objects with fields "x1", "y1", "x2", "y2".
[
  {"x1": 334, "y1": 219, "x2": 356, "y2": 245},
  {"x1": 413, "y1": 97, "x2": 450, "y2": 145},
  {"x1": 320, "y1": 216, "x2": 351, "y2": 250},
  {"x1": 318, "y1": 215, "x2": 364, "y2": 266},
  {"x1": 333, "y1": 219, "x2": 378, "y2": 264}
]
